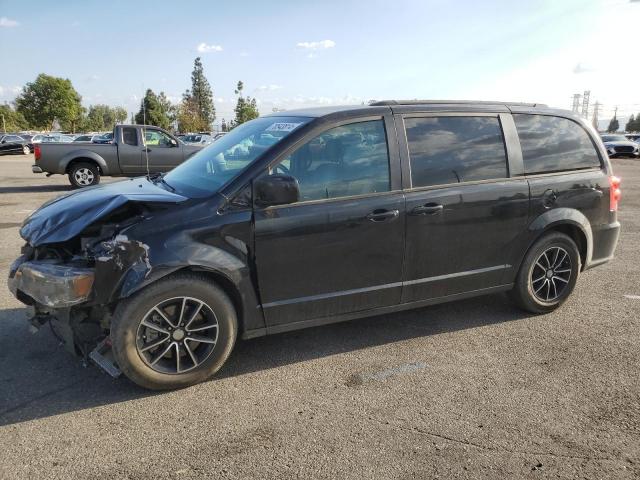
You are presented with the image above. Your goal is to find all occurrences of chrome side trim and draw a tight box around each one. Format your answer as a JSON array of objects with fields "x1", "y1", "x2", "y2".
[{"x1": 262, "y1": 264, "x2": 511, "y2": 309}]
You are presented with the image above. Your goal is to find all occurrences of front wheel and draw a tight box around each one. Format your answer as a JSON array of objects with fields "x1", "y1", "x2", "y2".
[
  {"x1": 68, "y1": 162, "x2": 100, "y2": 188},
  {"x1": 510, "y1": 232, "x2": 581, "y2": 314},
  {"x1": 111, "y1": 274, "x2": 237, "y2": 390},
  {"x1": 22, "y1": 145, "x2": 31, "y2": 155}
]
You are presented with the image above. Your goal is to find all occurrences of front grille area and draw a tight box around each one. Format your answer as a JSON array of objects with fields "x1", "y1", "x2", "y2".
[{"x1": 614, "y1": 146, "x2": 635, "y2": 154}]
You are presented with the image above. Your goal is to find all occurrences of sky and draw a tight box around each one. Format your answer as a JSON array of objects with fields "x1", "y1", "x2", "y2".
[{"x1": 1, "y1": 0, "x2": 639, "y2": 128}]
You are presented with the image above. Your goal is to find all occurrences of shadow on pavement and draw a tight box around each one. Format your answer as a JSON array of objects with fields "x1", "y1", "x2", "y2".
[{"x1": 0, "y1": 294, "x2": 531, "y2": 426}]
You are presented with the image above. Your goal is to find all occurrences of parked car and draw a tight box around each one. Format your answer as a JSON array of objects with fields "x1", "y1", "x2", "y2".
[
  {"x1": 0, "y1": 134, "x2": 33, "y2": 155},
  {"x1": 93, "y1": 132, "x2": 114, "y2": 144},
  {"x1": 181, "y1": 133, "x2": 214, "y2": 146},
  {"x1": 624, "y1": 133, "x2": 640, "y2": 143},
  {"x1": 600, "y1": 134, "x2": 640, "y2": 158},
  {"x1": 32, "y1": 124, "x2": 204, "y2": 187},
  {"x1": 41, "y1": 134, "x2": 74, "y2": 143},
  {"x1": 73, "y1": 134, "x2": 97, "y2": 143},
  {"x1": 9, "y1": 101, "x2": 621, "y2": 390}
]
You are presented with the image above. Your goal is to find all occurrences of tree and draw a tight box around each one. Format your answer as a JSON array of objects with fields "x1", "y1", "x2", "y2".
[
  {"x1": 176, "y1": 95, "x2": 208, "y2": 133},
  {"x1": 231, "y1": 81, "x2": 259, "y2": 128},
  {"x1": 135, "y1": 89, "x2": 172, "y2": 129},
  {"x1": 182, "y1": 57, "x2": 215, "y2": 130},
  {"x1": 624, "y1": 115, "x2": 634, "y2": 132},
  {"x1": 221, "y1": 118, "x2": 228, "y2": 132},
  {"x1": 15, "y1": 74, "x2": 83, "y2": 130},
  {"x1": 607, "y1": 116, "x2": 619, "y2": 133},
  {"x1": 0, "y1": 104, "x2": 29, "y2": 132},
  {"x1": 113, "y1": 107, "x2": 128, "y2": 125}
]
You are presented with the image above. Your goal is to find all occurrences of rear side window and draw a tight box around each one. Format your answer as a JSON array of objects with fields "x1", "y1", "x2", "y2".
[
  {"x1": 513, "y1": 114, "x2": 600, "y2": 174},
  {"x1": 404, "y1": 116, "x2": 507, "y2": 188},
  {"x1": 123, "y1": 127, "x2": 138, "y2": 146}
]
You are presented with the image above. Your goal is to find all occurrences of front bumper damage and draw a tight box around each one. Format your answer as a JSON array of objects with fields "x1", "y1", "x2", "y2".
[{"x1": 7, "y1": 235, "x2": 153, "y2": 377}]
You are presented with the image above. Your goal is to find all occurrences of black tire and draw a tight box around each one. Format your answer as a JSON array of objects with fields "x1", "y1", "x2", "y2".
[
  {"x1": 510, "y1": 232, "x2": 581, "y2": 314},
  {"x1": 111, "y1": 274, "x2": 237, "y2": 390},
  {"x1": 22, "y1": 145, "x2": 31, "y2": 155},
  {"x1": 68, "y1": 161, "x2": 100, "y2": 188}
]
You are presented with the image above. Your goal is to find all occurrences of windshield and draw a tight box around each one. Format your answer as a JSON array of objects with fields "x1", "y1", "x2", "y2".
[
  {"x1": 164, "y1": 116, "x2": 311, "y2": 197},
  {"x1": 602, "y1": 135, "x2": 627, "y2": 142}
]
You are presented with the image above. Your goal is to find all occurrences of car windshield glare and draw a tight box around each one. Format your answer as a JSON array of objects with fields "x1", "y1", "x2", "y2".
[{"x1": 164, "y1": 116, "x2": 311, "y2": 198}]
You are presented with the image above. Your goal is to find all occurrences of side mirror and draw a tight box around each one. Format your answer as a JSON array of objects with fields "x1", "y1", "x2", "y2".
[
  {"x1": 170, "y1": 138, "x2": 178, "y2": 147},
  {"x1": 254, "y1": 174, "x2": 300, "y2": 207}
]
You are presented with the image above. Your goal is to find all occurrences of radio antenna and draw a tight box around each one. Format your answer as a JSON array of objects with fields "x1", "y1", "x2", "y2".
[{"x1": 142, "y1": 89, "x2": 150, "y2": 180}]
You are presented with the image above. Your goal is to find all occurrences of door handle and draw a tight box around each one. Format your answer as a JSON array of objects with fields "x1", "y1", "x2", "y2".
[
  {"x1": 410, "y1": 203, "x2": 443, "y2": 215},
  {"x1": 143, "y1": 147, "x2": 151, "y2": 153},
  {"x1": 366, "y1": 209, "x2": 399, "y2": 222}
]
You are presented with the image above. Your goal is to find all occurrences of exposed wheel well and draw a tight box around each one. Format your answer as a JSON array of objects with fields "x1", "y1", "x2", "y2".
[
  {"x1": 66, "y1": 158, "x2": 103, "y2": 175},
  {"x1": 543, "y1": 224, "x2": 588, "y2": 271}
]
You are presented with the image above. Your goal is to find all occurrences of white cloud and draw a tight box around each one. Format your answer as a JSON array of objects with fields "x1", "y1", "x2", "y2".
[
  {"x1": 256, "y1": 84, "x2": 283, "y2": 91},
  {"x1": 573, "y1": 62, "x2": 596, "y2": 74},
  {"x1": 197, "y1": 42, "x2": 223, "y2": 53},
  {"x1": 239, "y1": 51, "x2": 250, "y2": 57},
  {"x1": 296, "y1": 40, "x2": 335, "y2": 50},
  {"x1": 0, "y1": 85, "x2": 22, "y2": 100},
  {"x1": 0, "y1": 17, "x2": 19, "y2": 28},
  {"x1": 85, "y1": 74, "x2": 100, "y2": 82}
]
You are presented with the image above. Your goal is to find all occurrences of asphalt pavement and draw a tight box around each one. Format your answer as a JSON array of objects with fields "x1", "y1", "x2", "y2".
[{"x1": 0, "y1": 154, "x2": 638, "y2": 479}]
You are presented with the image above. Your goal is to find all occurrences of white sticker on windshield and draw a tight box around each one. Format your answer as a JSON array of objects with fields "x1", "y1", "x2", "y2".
[{"x1": 265, "y1": 122, "x2": 302, "y2": 132}]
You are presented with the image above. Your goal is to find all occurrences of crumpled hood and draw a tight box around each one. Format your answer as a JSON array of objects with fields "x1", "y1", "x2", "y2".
[{"x1": 21, "y1": 177, "x2": 188, "y2": 246}]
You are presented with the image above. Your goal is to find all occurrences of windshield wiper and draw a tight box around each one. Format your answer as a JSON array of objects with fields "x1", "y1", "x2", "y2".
[{"x1": 148, "y1": 172, "x2": 175, "y2": 192}]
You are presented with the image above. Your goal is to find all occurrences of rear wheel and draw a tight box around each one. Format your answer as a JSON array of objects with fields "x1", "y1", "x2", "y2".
[
  {"x1": 22, "y1": 145, "x2": 30, "y2": 155},
  {"x1": 68, "y1": 162, "x2": 100, "y2": 188},
  {"x1": 111, "y1": 274, "x2": 237, "y2": 390},
  {"x1": 510, "y1": 232, "x2": 581, "y2": 313}
]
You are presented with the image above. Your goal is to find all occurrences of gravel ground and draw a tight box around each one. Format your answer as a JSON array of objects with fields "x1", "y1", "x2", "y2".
[{"x1": 0, "y1": 155, "x2": 638, "y2": 479}]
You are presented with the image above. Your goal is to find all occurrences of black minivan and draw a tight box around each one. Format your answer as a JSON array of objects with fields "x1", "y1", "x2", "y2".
[{"x1": 8, "y1": 100, "x2": 621, "y2": 390}]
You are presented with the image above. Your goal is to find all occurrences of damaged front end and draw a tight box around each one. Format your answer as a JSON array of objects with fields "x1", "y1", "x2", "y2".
[
  {"x1": 8, "y1": 178, "x2": 187, "y2": 375},
  {"x1": 8, "y1": 227, "x2": 152, "y2": 376}
]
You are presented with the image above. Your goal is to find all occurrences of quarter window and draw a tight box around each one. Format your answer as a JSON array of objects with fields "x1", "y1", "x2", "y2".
[
  {"x1": 270, "y1": 120, "x2": 391, "y2": 202},
  {"x1": 405, "y1": 116, "x2": 508, "y2": 188},
  {"x1": 123, "y1": 127, "x2": 138, "y2": 146},
  {"x1": 513, "y1": 114, "x2": 601, "y2": 174}
]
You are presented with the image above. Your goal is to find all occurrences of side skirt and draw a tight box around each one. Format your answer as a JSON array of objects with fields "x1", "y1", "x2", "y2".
[{"x1": 241, "y1": 283, "x2": 513, "y2": 339}]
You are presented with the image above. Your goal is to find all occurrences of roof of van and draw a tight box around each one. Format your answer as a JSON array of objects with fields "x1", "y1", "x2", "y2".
[{"x1": 265, "y1": 100, "x2": 575, "y2": 119}]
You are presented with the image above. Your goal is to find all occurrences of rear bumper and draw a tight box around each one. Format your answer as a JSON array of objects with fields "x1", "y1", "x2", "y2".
[
  {"x1": 32, "y1": 164, "x2": 43, "y2": 173},
  {"x1": 585, "y1": 221, "x2": 620, "y2": 270}
]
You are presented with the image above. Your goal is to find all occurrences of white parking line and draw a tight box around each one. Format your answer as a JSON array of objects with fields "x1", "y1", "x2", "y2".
[{"x1": 624, "y1": 294, "x2": 640, "y2": 300}]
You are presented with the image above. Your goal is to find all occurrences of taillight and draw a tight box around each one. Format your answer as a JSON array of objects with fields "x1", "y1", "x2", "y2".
[
  {"x1": 609, "y1": 175, "x2": 621, "y2": 212},
  {"x1": 34, "y1": 144, "x2": 41, "y2": 161}
]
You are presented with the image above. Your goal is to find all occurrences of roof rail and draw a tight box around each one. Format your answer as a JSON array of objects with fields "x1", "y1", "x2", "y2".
[{"x1": 369, "y1": 100, "x2": 547, "y2": 107}]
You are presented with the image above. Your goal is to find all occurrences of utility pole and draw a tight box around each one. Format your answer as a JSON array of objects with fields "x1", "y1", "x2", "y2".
[
  {"x1": 572, "y1": 94, "x2": 581, "y2": 113},
  {"x1": 592, "y1": 101, "x2": 600, "y2": 130},
  {"x1": 581, "y1": 90, "x2": 590, "y2": 119}
]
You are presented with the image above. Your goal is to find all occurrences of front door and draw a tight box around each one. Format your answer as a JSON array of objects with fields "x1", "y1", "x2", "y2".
[
  {"x1": 399, "y1": 113, "x2": 530, "y2": 301},
  {"x1": 141, "y1": 128, "x2": 183, "y2": 172},
  {"x1": 253, "y1": 117, "x2": 406, "y2": 327}
]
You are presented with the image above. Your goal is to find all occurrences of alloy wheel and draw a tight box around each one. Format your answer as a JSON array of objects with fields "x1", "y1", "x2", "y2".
[
  {"x1": 136, "y1": 297, "x2": 219, "y2": 374},
  {"x1": 23, "y1": 145, "x2": 30, "y2": 155},
  {"x1": 530, "y1": 246, "x2": 572, "y2": 303},
  {"x1": 74, "y1": 167, "x2": 95, "y2": 186}
]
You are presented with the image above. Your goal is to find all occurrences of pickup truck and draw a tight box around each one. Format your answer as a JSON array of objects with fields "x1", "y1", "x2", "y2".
[{"x1": 32, "y1": 124, "x2": 204, "y2": 187}]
